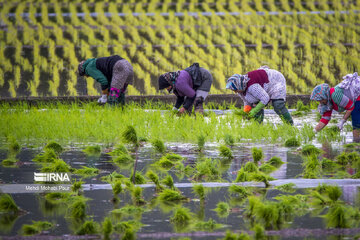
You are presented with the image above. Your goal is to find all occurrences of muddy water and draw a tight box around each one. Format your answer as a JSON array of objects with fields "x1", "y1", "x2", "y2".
[{"x1": 0, "y1": 110, "x2": 359, "y2": 239}]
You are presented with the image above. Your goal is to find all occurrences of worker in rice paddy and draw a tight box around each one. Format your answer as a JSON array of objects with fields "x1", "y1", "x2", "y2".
[
  {"x1": 310, "y1": 72, "x2": 360, "y2": 142},
  {"x1": 78, "y1": 55, "x2": 133, "y2": 105},
  {"x1": 158, "y1": 63, "x2": 213, "y2": 114},
  {"x1": 226, "y1": 66, "x2": 293, "y2": 125}
]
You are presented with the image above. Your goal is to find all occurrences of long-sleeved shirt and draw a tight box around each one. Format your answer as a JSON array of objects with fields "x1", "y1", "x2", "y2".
[
  {"x1": 239, "y1": 68, "x2": 287, "y2": 106},
  {"x1": 320, "y1": 86, "x2": 358, "y2": 125}
]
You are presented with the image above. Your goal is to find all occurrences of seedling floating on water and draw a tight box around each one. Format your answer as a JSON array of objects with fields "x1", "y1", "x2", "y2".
[
  {"x1": 284, "y1": 137, "x2": 300, "y2": 147},
  {"x1": 71, "y1": 180, "x2": 84, "y2": 193},
  {"x1": 301, "y1": 144, "x2": 322, "y2": 156},
  {"x1": 131, "y1": 186, "x2": 146, "y2": 205},
  {"x1": 7, "y1": 136, "x2": 20, "y2": 154},
  {"x1": 197, "y1": 134, "x2": 206, "y2": 152},
  {"x1": 251, "y1": 147, "x2": 263, "y2": 163},
  {"x1": 259, "y1": 163, "x2": 276, "y2": 173},
  {"x1": 228, "y1": 185, "x2": 250, "y2": 199},
  {"x1": 162, "y1": 175, "x2": 175, "y2": 190},
  {"x1": 219, "y1": 145, "x2": 233, "y2": 159},
  {"x1": 129, "y1": 172, "x2": 146, "y2": 184},
  {"x1": 243, "y1": 162, "x2": 258, "y2": 173},
  {"x1": 108, "y1": 144, "x2": 128, "y2": 156},
  {"x1": 122, "y1": 125, "x2": 139, "y2": 147},
  {"x1": 74, "y1": 166, "x2": 99, "y2": 178},
  {"x1": 151, "y1": 139, "x2": 166, "y2": 153},
  {"x1": 170, "y1": 207, "x2": 192, "y2": 225},
  {"x1": 20, "y1": 221, "x2": 53, "y2": 236},
  {"x1": 76, "y1": 220, "x2": 98, "y2": 235},
  {"x1": 0, "y1": 194, "x2": 19, "y2": 213},
  {"x1": 325, "y1": 204, "x2": 350, "y2": 228},
  {"x1": 102, "y1": 217, "x2": 112, "y2": 240},
  {"x1": 40, "y1": 159, "x2": 72, "y2": 173},
  {"x1": 224, "y1": 133, "x2": 235, "y2": 146},
  {"x1": 112, "y1": 180, "x2": 123, "y2": 196},
  {"x1": 146, "y1": 170, "x2": 163, "y2": 192},
  {"x1": 213, "y1": 202, "x2": 230, "y2": 218},
  {"x1": 44, "y1": 141, "x2": 63, "y2": 155},
  {"x1": 82, "y1": 145, "x2": 101, "y2": 156},
  {"x1": 33, "y1": 149, "x2": 58, "y2": 163},
  {"x1": 268, "y1": 156, "x2": 284, "y2": 167},
  {"x1": 192, "y1": 184, "x2": 205, "y2": 201},
  {"x1": 159, "y1": 189, "x2": 186, "y2": 202},
  {"x1": 275, "y1": 183, "x2": 296, "y2": 193}
]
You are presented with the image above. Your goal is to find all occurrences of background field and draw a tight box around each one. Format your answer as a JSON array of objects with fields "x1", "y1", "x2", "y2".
[{"x1": 0, "y1": 0, "x2": 359, "y2": 97}]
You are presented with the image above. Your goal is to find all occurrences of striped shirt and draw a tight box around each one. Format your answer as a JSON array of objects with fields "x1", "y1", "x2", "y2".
[{"x1": 320, "y1": 86, "x2": 357, "y2": 125}]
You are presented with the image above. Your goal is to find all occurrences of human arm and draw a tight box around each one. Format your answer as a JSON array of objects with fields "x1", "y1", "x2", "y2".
[
  {"x1": 337, "y1": 109, "x2": 353, "y2": 130},
  {"x1": 174, "y1": 96, "x2": 185, "y2": 110},
  {"x1": 85, "y1": 60, "x2": 110, "y2": 91},
  {"x1": 314, "y1": 110, "x2": 332, "y2": 132}
]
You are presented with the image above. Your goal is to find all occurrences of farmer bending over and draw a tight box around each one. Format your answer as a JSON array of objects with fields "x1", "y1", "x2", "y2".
[
  {"x1": 158, "y1": 63, "x2": 213, "y2": 114},
  {"x1": 310, "y1": 72, "x2": 360, "y2": 142},
  {"x1": 226, "y1": 66, "x2": 293, "y2": 125},
  {"x1": 78, "y1": 55, "x2": 133, "y2": 105}
]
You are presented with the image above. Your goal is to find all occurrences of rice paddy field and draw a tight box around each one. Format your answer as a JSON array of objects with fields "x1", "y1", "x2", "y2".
[
  {"x1": 2, "y1": 0, "x2": 360, "y2": 239},
  {"x1": 1, "y1": 103, "x2": 360, "y2": 239}
]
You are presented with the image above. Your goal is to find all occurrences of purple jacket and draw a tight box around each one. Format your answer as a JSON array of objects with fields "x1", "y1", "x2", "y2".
[{"x1": 174, "y1": 70, "x2": 196, "y2": 98}]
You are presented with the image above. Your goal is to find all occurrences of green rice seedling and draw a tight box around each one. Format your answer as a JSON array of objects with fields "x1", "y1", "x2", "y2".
[
  {"x1": 255, "y1": 201, "x2": 279, "y2": 229},
  {"x1": 243, "y1": 162, "x2": 258, "y2": 173},
  {"x1": 268, "y1": 156, "x2": 284, "y2": 167},
  {"x1": 347, "y1": 152, "x2": 360, "y2": 164},
  {"x1": 151, "y1": 139, "x2": 166, "y2": 153},
  {"x1": 101, "y1": 171, "x2": 125, "y2": 183},
  {"x1": 69, "y1": 199, "x2": 87, "y2": 220},
  {"x1": 131, "y1": 186, "x2": 146, "y2": 205},
  {"x1": 7, "y1": 136, "x2": 20, "y2": 153},
  {"x1": 228, "y1": 185, "x2": 250, "y2": 199},
  {"x1": 259, "y1": 163, "x2": 276, "y2": 173},
  {"x1": 284, "y1": 137, "x2": 300, "y2": 147},
  {"x1": 325, "y1": 204, "x2": 350, "y2": 228},
  {"x1": 194, "y1": 218, "x2": 222, "y2": 232},
  {"x1": 296, "y1": 100, "x2": 311, "y2": 112},
  {"x1": 164, "y1": 153, "x2": 183, "y2": 161},
  {"x1": 222, "y1": 230, "x2": 238, "y2": 240},
  {"x1": 332, "y1": 171, "x2": 351, "y2": 178},
  {"x1": 213, "y1": 202, "x2": 230, "y2": 218},
  {"x1": 111, "y1": 205, "x2": 144, "y2": 219},
  {"x1": 76, "y1": 220, "x2": 98, "y2": 235},
  {"x1": 113, "y1": 153, "x2": 133, "y2": 165},
  {"x1": 112, "y1": 180, "x2": 123, "y2": 196},
  {"x1": 122, "y1": 125, "x2": 138, "y2": 147},
  {"x1": 119, "y1": 226, "x2": 136, "y2": 240},
  {"x1": 351, "y1": 171, "x2": 360, "y2": 179},
  {"x1": 129, "y1": 172, "x2": 146, "y2": 184},
  {"x1": 162, "y1": 175, "x2": 175, "y2": 190},
  {"x1": 44, "y1": 192, "x2": 71, "y2": 204},
  {"x1": 192, "y1": 184, "x2": 205, "y2": 201},
  {"x1": 158, "y1": 189, "x2": 186, "y2": 202},
  {"x1": 302, "y1": 155, "x2": 321, "y2": 179},
  {"x1": 193, "y1": 158, "x2": 221, "y2": 181},
  {"x1": 44, "y1": 141, "x2": 63, "y2": 155},
  {"x1": 20, "y1": 221, "x2": 53, "y2": 236},
  {"x1": 321, "y1": 158, "x2": 338, "y2": 171},
  {"x1": 224, "y1": 133, "x2": 235, "y2": 146},
  {"x1": 146, "y1": 170, "x2": 163, "y2": 192},
  {"x1": 301, "y1": 144, "x2": 322, "y2": 156},
  {"x1": 33, "y1": 149, "x2": 58, "y2": 163},
  {"x1": 40, "y1": 159, "x2": 72, "y2": 173},
  {"x1": 102, "y1": 217, "x2": 112, "y2": 240},
  {"x1": 246, "y1": 196, "x2": 262, "y2": 218},
  {"x1": 252, "y1": 224, "x2": 265, "y2": 240},
  {"x1": 74, "y1": 166, "x2": 99, "y2": 178},
  {"x1": 275, "y1": 183, "x2": 296, "y2": 193},
  {"x1": 219, "y1": 145, "x2": 233, "y2": 159},
  {"x1": 274, "y1": 194, "x2": 309, "y2": 218},
  {"x1": 155, "y1": 157, "x2": 175, "y2": 169},
  {"x1": 1, "y1": 156, "x2": 18, "y2": 167},
  {"x1": 108, "y1": 144, "x2": 128, "y2": 156},
  {"x1": 170, "y1": 207, "x2": 191, "y2": 225},
  {"x1": 0, "y1": 194, "x2": 19, "y2": 213},
  {"x1": 344, "y1": 143, "x2": 360, "y2": 149},
  {"x1": 72, "y1": 180, "x2": 84, "y2": 193},
  {"x1": 326, "y1": 185, "x2": 342, "y2": 203},
  {"x1": 197, "y1": 134, "x2": 206, "y2": 152},
  {"x1": 235, "y1": 169, "x2": 250, "y2": 182},
  {"x1": 251, "y1": 147, "x2": 263, "y2": 163},
  {"x1": 336, "y1": 152, "x2": 349, "y2": 165},
  {"x1": 249, "y1": 172, "x2": 274, "y2": 187},
  {"x1": 82, "y1": 145, "x2": 101, "y2": 156}
]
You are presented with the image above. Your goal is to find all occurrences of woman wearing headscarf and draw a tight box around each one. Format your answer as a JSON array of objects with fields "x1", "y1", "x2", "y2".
[
  {"x1": 158, "y1": 64, "x2": 213, "y2": 114},
  {"x1": 226, "y1": 66, "x2": 293, "y2": 125},
  {"x1": 310, "y1": 72, "x2": 360, "y2": 141},
  {"x1": 78, "y1": 55, "x2": 133, "y2": 105}
]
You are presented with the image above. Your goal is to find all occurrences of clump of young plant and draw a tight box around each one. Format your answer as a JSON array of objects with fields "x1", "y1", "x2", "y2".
[
  {"x1": 82, "y1": 145, "x2": 101, "y2": 156},
  {"x1": 69, "y1": 197, "x2": 88, "y2": 220},
  {"x1": 146, "y1": 170, "x2": 163, "y2": 192},
  {"x1": 284, "y1": 137, "x2": 300, "y2": 147},
  {"x1": 228, "y1": 185, "x2": 250, "y2": 199},
  {"x1": 243, "y1": 162, "x2": 258, "y2": 173},
  {"x1": 268, "y1": 156, "x2": 284, "y2": 168},
  {"x1": 7, "y1": 136, "x2": 20, "y2": 154},
  {"x1": 72, "y1": 180, "x2": 84, "y2": 193},
  {"x1": 102, "y1": 217, "x2": 113, "y2": 240},
  {"x1": 112, "y1": 180, "x2": 123, "y2": 200},
  {"x1": 73, "y1": 166, "x2": 99, "y2": 178},
  {"x1": 40, "y1": 159, "x2": 72, "y2": 173},
  {"x1": 224, "y1": 133, "x2": 235, "y2": 146},
  {"x1": 235, "y1": 168, "x2": 250, "y2": 182},
  {"x1": 158, "y1": 189, "x2": 186, "y2": 202},
  {"x1": 301, "y1": 144, "x2": 322, "y2": 156},
  {"x1": 321, "y1": 158, "x2": 337, "y2": 171},
  {"x1": 129, "y1": 172, "x2": 146, "y2": 184},
  {"x1": 197, "y1": 134, "x2": 206, "y2": 152},
  {"x1": 255, "y1": 201, "x2": 279, "y2": 229},
  {"x1": 113, "y1": 153, "x2": 133, "y2": 166},
  {"x1": 108, "y1": 144, "x2": 128, "y2": 156},
  {"x1": 302, "y1": 154, "x2": 321, "y2": 179},
  {"x1": 0, "y1": 194, "x2": 19, "y2": 213},
  {"x1": 162, "y1": 175, "x2": 175, "y2": 190},
  {"x1": 250, "y1": 172, "x2": 274, "y2": 187},
  {"x1": 33, "y1": 149, "x2": 58, "y2": 163},
  {"x1": 170, "y1": 207, "x2": 192, "y2": 226},
  {"x1": 275, "y1": 183, "x2": 296, "y2": 193},
  {"x1": 151, "y1": 139, "x2": 166, "y2": 153},
  {"x1": 1, "y1": 156, "x2": 18, "y2": 167},
  {"x1": 252, "y1": 224, "x2": 265, "y2": 240},
  {"x1": 131, "y1": 186, "x2": 146, "y2": 205},
  {"x1": 101, "y1": 171, "x2": 125, "y2": 183},
  {"x1": 76, "y1": 220, "x2": 98, "y2": 235},
  {"x1": 44, "y1": 141, "x2": 63, "y2": 155},
  {"x1": 219, "y1": 145, "x2": 233, "y2": 160},
  {"x1": 194, "y1": 218, "x2": 222, "y2": 232},
  {"x1": 259, "y1": 163, "x2": 276, "y2": 173},
  {"x1": 193, "y1": 158, "x2": 221, "y2": 181},
  {"x1": 325, "y1": 204, "x2": 350, "y2": 228},
  {"x1": 154, "y1": 157, "x2": 175, "y2": 169},
  {"x1": 213, "y1": 202, "x2": 230, "y2": 218},
  {"x1": 251, "y1": 147, "x2": 263, "y2": 164},
  {"x1": 20, "y1": 221, "x2": 53, "y2": 236},
  {"x1": 192, "y1": 184, "x2": 205, "y2": 201},
  {"x1": 122, "y1": 125, "x2": 139, "y2": 147}
]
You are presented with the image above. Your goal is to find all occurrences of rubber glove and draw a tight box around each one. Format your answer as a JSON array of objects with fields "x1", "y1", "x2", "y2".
[
  {"x1": 249, "y1": 102, "x2": 266, "y2": 118},
  {"x1": 337, "y1": 119, "x2": 346, "y2": 130},
  {"x1": 97, "y1": 94, "x2": 108, "y2": 104},
  {"x1": 172, "y1": 107, "x2": 179, "y2": 111}
]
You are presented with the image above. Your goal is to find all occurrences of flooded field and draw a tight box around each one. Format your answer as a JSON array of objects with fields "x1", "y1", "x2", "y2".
[{"x1": 1, "y1": 108, "x2": 360, "y2": 239}]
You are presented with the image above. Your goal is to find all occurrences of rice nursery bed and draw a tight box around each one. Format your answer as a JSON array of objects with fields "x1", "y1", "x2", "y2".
[{"x1": 1, "y1": 103, "x2": 360, "y2": 239}]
